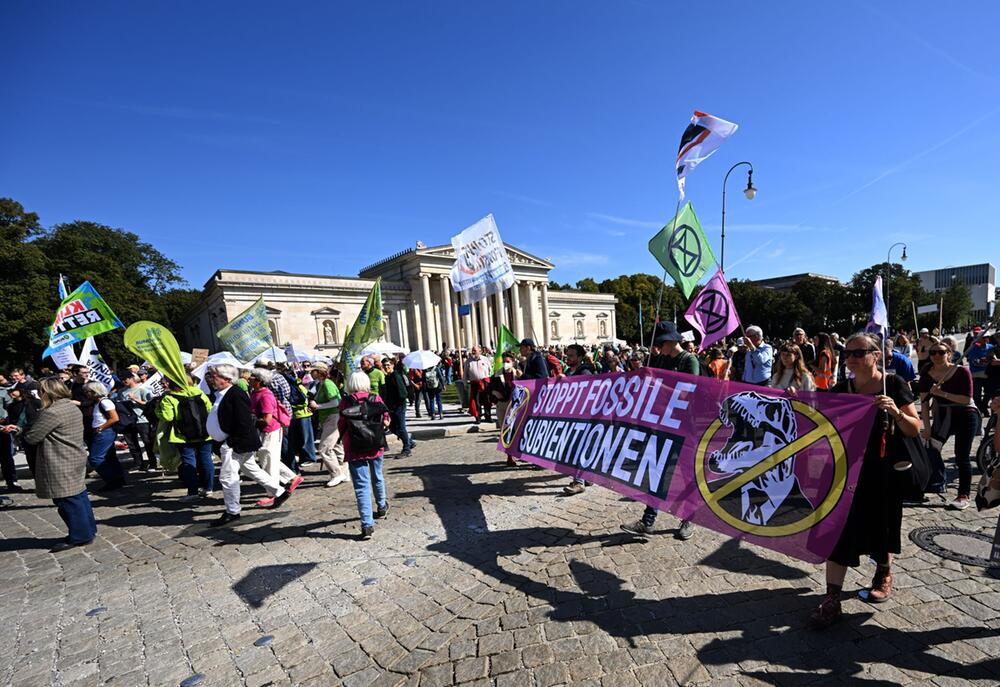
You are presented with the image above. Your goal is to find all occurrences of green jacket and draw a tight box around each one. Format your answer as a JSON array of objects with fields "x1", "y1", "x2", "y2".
[
  {"x1": 292, "y1": 383, "x2": 312, "y2": 420},
  {"x1": 155, "y1": 386, "x2": 213, "y2": 443}
]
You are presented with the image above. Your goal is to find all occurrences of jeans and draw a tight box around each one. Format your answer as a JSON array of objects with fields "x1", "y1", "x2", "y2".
[
  {"x1": 348, "y1": 457, "x2": 387, "y2": 528},
  {"x1": 178, "y1": 441, "x2": 215, "y2": 495},
  {"x1": 389, "y1": 406, "x2": 413, "y2": 450},
  {"x1": 934, "y1": 406, "x2": 979, "y2": 497},
  {"x1": 289, "y1": 416, "x2": 317, "y2": 464},
  {"x1": 0, "y1": 433, "x2": 17, "y2": 487},
  {"x1": 122, "y1": 422, "x2": 156, "y2": 468},
  {"x1": 426, "y1": 389, "x2": 443, "y2": 417},
  {"x1": 280, "y1": 430, "x2": 297, "y2": 473},
  {"x1": 53, "y1": 490, "x2": 97, "y2": 544},
  {"x1": 88, "y1": 427, "x2": 125, "y2": 486},
  {"x1": 414, "y1": 388, "x2": 427, "y2": 417}
]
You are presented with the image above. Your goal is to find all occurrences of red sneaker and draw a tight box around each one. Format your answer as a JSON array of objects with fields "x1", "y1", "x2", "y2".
[
  {"x1": 255, "y1": 497, "x2": 275, "y2": 507},
  {"x1": 288, "y1": 475, "x2": 304, "y2": 493}
]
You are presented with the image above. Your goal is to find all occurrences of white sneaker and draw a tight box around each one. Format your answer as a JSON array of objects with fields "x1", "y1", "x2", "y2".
[
  {"x1": 949, "y1": 496, "x2": 971, "y2": 510},
  {"x1": 326, "y1": 476, "x2": 346, "y2": 487}
]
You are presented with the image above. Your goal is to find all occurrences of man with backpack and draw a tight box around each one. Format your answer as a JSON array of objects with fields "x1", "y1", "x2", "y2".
[
  {"x1": 423, "y1": 363, "x2": 444, "y2": 420},
  {"x1": 155, "y1": 376, "x2": 216, "y2": 501},
  {"x1": 115, "y1": 371, "x2": 157, "y2": 472},
  {"x1": 380, "y1": 358, "x2": 415, "y2": 457}
]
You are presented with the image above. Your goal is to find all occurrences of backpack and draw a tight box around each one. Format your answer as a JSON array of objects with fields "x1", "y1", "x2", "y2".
[
  {"x1": 424, "y1": 365, "x2": 441, "y2": 390},
  {"x1": 341, "y1": 398, "x2": 388, "y2": 454},
  {"x1": 283, "y1": 373, "x2": 306, "y2": 405},
  {"x1": 113, "y1": 398, "x2": 138, "y2": 429},
  {"x1": 175, "y1": 394, "x2": 209, "y2": 442}
]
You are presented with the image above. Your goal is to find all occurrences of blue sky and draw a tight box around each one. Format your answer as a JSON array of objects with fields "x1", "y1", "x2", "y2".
[{"x1": 4, "y1": 2, "x2": 999, "y2": 291}]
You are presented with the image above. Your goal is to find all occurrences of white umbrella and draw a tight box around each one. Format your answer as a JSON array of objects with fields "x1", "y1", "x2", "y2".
[
  {"x1": 360, "y1": 341, "x2": 409, "y2": 357},
  {"x1": 180, "y1": 351, "x2": 193, "y2": 364},
  {"x1": 402, "y1": 350, "x2": 441, "y2": 370},
  {"x1": 251, "y1": 347, "x2": 288, "y2": 365},
  {"x1": 284, "y1": 343, "x2": 316, "y2": 363}
]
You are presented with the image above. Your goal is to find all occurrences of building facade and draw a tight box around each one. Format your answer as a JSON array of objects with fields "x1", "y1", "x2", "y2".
[
  {"x1": 182, "y1": 243, "x2": 618, "y2": 356},
  {"x1": 915, "y1": 263, "x2": 996, "y2": 323}
]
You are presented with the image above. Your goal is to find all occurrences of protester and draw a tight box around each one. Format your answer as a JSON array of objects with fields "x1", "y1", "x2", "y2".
[
  {"x1": 813, "y1": 333, "x2": 836, "y2": 390},
  {"x1": 68, "y1": 364, "x2": 96, "y2": 447},
  {"x1": 248, "y1": 368, "x2": 300, "y2": 504},
  {"x1": 83, "y1": 381, "x2": 127, "y2": 492},
  {"x1": 965, "y1": 329, "x2": 993, "y2": 415},
  {"x1": 707, "y1": 348, "x2": 728, "y2": 380},
  {"x1": 362, "y1": 356, "x2": 386, "y2": 397},
  {"x1": 156, "y1": 376, "x2": 215, "y2": 501},
  {"x1": 918, "y1": 341, "x2": 978, "y2": 510},
  {"x1": 728, "y1": 338, "x2": 747, "y2": 382},
  {"x1": 22, "y1": 378, "x2": 97, "y2": 552},
  {"x1": 742, "y1": 326, "x2": 773, "y2": 385},
  {"x1": 810, "y1": 333, "x2": 920, "y2": 628},
  {"x1": 115, "y1": 371, "x2": 157, "y2": 471},
  {"x1": 915, "y1": 328, "x2": 937, "y2": 376},
  {"x1": 894, "y1": 334, "x2": 915, "y2": 358},
  {"x1": 205, "y1": 364, "x2": 291, "y2": 526},
  {"x1": 561, "y1": 344, "x2": 596, "y2": 495},
  {"x1": 770, "y1": 343, "x2": 816, "y2": 392},
  {"x1": 3, "y1": 384, "x2": 42, "y2": 476},
  {"x1": 792, "y1": 328, "x2": 816, "y2": 368},
  {"x1": 465, "y1": 346, "x2": 493, "y2": 424},
  {"x1": 0, "y1": 384, "x2": 21, "y2": 491},
  {"x1": 621, "y1": 322, "x2": 695, "y2": 540},
  {"x1": 423, "y1": 363, "x2": 445, "y2": 419},
  {"x1": 310, "y1": 363, "x2": 348, "y2": 486},
  {"x1": 380, "y1": 358, "x2": 415, "y2": 457},
  {"x1": 338, "y1": 371, "x2": 391, "y2": 540},
  {"x1": 519, "y1": 339, "x2": 548, "y2": 380},
  {"x1": 286, "y1": 373, "x2": 317, "y2": 470},
  {"x1": 883, "y1": 341, "x2": 917, "y2": 384}
]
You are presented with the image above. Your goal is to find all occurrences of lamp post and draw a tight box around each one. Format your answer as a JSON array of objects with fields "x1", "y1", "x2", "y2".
[
  {"x1": 885, "y1": 242, "x2": 908, "y2": 337},
  {"x1": 721, "y1": 161, "x2": 756, "y2": 271}
]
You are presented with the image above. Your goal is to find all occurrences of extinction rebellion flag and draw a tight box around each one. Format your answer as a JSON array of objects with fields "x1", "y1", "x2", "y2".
[
  {"x1": 648, "y1": 202, "x2": 716, "y2": 299},
  {"x1": 42, "y1": 281, "x2": 124, "y2": 358},
  {"x1": 684, "y1": 269, "x2": 741, "y2": 351},
  {"x1": 498, "y1": 369, "x2": 877, "y2": 563},
  {"x1": 676, "y1": 111, "x2": 738, "y2": 200}
]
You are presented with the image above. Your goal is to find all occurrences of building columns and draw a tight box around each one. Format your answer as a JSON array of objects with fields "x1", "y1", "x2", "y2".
[
  {"x1": 540, "y1": 283, "x2": 550, "y2": 346},
  {"x1": 495, "y1": 288, "x2": 506, "y2": 333},
  {"x1": 439, "y1": 275, "x2": 455, "y2": 350},
  {"x1": 526, "y1": 282, "x2": 541, "y2": 343},
  {"x1": 410, "y1": 292, "x2": 424, "y2": 353},
  {"x1": 510, "y1": 281, "x2": 522, "y2": 339},
  {"x1": 419, "y1": 274, "x2": 435, "y2": 350}
]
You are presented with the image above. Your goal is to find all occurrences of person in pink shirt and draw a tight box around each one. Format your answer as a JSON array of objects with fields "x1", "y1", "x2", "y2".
[
  {"x1": 249, "y1": 369, "x2": 301, "y2": 506},
  {"x1": 337, "y1": 371, "x2": 391, "y2": 540}
]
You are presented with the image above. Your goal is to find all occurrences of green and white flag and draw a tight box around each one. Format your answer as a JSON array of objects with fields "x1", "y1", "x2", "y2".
[
  {"x1": 648, "y1": 201, "x2": 716, "y2": 299},
  {"x1": 340, "y1": 278, "x2": 385, "y2": 374},
  {"x1": 493, "y1": 324, "x2": 519, "y2": 373},
  {"x1": 42, "y1": 280, "x2": 124, "y2": 358},
  {"x1": 216, "y1": 298, "x2": 272, "y2": 363}
]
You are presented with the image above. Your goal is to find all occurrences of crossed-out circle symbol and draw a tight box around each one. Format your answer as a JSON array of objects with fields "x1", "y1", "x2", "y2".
[
  {"x1": 500, "y1": 385, "x2": 532, "y2": 449},
  {"x1": 669, "y1": 224, "x2": 702, "y2": 277},
  {"x1": 694, "y1": 400, "x2": 848, "y2": 537},
  {"x1": 695, "y1": 289, "x2": 729, "y2": 335}
]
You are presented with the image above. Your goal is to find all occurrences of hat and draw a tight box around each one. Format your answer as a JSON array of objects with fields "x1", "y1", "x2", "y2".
[
  {"x1": 736, "y1": 337, "x2": 746, "y2": 347},
  {"x1": 919, "y1": 328, "x2": 929, "y2": 334},
  {"x1": 974, "y1": 326, "x2": 983, "y2": 334},
  {"x1": 128, "y1": 364, "x2": 140, "y2": 372},
  {"x1": 653, "y1": 321, "x2": 683, "y2": 345},
  {"x1": 519, "y1": 338, "x2": 536, "y2": 347},
  {"x1": 309, "y1": 362, "x2": 329, "y2": 372}
]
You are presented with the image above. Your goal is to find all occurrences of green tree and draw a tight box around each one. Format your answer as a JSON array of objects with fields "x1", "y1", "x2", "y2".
[
  {"x1": 941, "y1": 281, "x2": 973, "y2": 331},
  {"x1": 575, "y1": 278, "x2": 600, "y2": 293},
  {"x1": 848, "y1": 263, "x2": 924, "y2": 333},
  {"x1": 0, "y1": 199, "x2": 51, "y2": 366},
  {"x1": 791, "y1": 277, "x2": 858, "y2": 334}
]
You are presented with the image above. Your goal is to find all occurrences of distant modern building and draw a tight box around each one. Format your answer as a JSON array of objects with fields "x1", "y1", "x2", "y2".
[
  {"x1": 915, "y1": 263, "x2": 996, "y2": 323},
  {"x1": 751, "y1": 273, "x2": 841, "y2": 292}
]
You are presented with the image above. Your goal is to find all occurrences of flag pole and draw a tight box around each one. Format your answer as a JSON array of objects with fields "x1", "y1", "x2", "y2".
[{"x1": 647, "y1": 198, "x2": 683, "y2": 352}]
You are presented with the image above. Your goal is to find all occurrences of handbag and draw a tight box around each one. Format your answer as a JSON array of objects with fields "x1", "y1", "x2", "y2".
[{"x1": 893, "y1": 434, "x2": 940, "y2": 501}]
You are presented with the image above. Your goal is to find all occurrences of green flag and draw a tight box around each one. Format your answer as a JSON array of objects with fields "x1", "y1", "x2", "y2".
[
  {"x1": 42, "y1": 280, "x2": 125, "y2": 358},
  {"x1": 216, "y1": 298, "x2": 272, "y2": 363},
  {"x1": 493, "y1": 324, "x2": 519, "y2": 373},
  {"x1": 124, "y1": 321, "x2": 189, "y2": 388},
  {"x1": 340, "y1": 278, "x2": 385, "y2": 375},
  {"x1": 647, "y1": 201, "x2": 716, "y2": 299}
]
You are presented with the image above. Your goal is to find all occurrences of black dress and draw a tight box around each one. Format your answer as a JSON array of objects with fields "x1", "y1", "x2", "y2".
[{"x1": 827, "y1": 374, "x2": 915, "y2": 567}]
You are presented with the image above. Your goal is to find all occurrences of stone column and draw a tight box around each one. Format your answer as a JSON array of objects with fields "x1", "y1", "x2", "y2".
[
  {"x1": 495, "y1": 288, "x2": 506, "y2": 332},
  {"x1": 610, "y1": 309, "x2": 617, "y2": 342},
  {"x1": 397, "y1": 307, "x2": 409, "y2": 350},
  {"x1": 526, "y1": 282, "x2": 541, "y2": 343},
  {"x1": 477, "y1": 299, "x2": 490, "y2": 347},
  {"x1": 461, "y1": 293, "x2": 474, "y2": 349},
  {"x1": 420, "y1": 274, "x2": 435, "y2": 350},
  {"x1": 410, "y1": 293, "x2": 424, "y2": 352},
  {"x1": 510, "y1": 281, "x2": 522, "y2": 339},
  {"x1": 439, "y1": 275, "x2": 455, "y2": 351},
  {"x1": 540, "y1": 283, "x2": 551, "y2": 346}
]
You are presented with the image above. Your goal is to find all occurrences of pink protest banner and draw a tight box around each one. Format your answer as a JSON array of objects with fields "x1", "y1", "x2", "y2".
[{"x1": 497, "y1": 368, "x2": 878, "y2": 563}]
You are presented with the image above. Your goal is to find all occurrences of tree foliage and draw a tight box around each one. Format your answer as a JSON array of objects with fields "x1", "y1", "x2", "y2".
[{"x1": 0, "y1": 198, "x2": 197, "y2": 371}]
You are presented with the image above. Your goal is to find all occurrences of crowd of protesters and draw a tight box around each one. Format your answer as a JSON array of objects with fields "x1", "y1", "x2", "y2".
[{"x1": 1, "y1": 320, "x2": 999, "y2": 629}]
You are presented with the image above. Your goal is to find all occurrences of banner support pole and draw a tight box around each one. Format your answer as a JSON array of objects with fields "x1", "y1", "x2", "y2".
[{"x1": 647, "y1": 198, "x2": 683, "y2": 352}]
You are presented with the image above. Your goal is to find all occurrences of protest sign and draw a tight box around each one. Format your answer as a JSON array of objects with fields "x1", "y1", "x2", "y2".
[
  {"x1": 42, "y1": 281, "x2": 124, "y2": 358},
  {"x1": 79, "y1": 337, "x2": 115, "y2": 391},
  {"x1": 216, "y1": 299, "x2": 272, "y2": 363},
  {"x1": 449, "y1": 214, "x2": 515, "y2": 304},
  {"x1": 124, "y1": 321, "x2": 189, "y2": 388},
  {"x1": 190, "y1": 348, "x2": 209, "y2": 366},
  {"x1": 498, "y1": 368, "x2": 876, "y2": 563}
]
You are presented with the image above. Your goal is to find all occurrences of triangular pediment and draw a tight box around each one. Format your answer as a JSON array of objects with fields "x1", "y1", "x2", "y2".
[
  {"x1": 310, "y1": 307, "x2": 342, "y2": 317},
  {"x1": 265, "y1": 305, "x2": 282, "y2": 316},
  {"x1": 419, "y1": 243, "x2": 553, "y2": 269}
]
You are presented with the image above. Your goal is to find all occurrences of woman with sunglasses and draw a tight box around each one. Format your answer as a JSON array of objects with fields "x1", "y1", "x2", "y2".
[
  {"x1": 810, "y1": 333, "x2": 920, "y2": 628},
  {"x1": 918, "y1": 342, "x2": 977, "y2": 510},
  {"x1": 769, "y1": 343, "x2": 816, "y2": 392}
]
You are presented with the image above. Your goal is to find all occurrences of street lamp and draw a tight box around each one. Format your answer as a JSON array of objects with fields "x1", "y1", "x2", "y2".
[
  {"x1": 721, "y1": 161, "x2": 755, "y2": 271},
  {"x1": 885, "y1": 242, "x2": 907, "y2": 337}
]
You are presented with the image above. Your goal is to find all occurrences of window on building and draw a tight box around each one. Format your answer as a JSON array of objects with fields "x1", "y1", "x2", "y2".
[{"x1": 268, "y1": 321, "x2": 278, "y2": 344}]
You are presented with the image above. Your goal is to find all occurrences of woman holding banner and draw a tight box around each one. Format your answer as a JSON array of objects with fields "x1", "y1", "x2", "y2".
[{"x1": 810, "y1": 333, "x2": 920, "y2": 628}]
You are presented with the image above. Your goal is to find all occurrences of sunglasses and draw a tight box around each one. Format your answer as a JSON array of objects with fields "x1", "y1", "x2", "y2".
[
  {"x1": 929, "y1": 350, "x2": 949, "y2": 356},
  {"x1": 842, "y1": 348, "x2": 877, "y2": 359}
]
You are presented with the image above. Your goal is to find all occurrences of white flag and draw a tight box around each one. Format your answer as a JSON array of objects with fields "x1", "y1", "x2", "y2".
[
  {"x1": 676, "y1": 111, "x2": 739, "y2": 200},
  {"x1": 449, "y1": 214, "x2": 515, "y2": 304},
  {"x1": 50, "y1": 275, "x2": 76, "y2": 369},
  {"x1": 80, "y1": 336, "x2": 116, "y2": 390}
]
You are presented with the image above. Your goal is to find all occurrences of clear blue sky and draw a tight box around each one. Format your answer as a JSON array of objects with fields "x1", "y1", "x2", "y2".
[{"x1": 4, "y1": 2, "x2": 999, "y2": 291}]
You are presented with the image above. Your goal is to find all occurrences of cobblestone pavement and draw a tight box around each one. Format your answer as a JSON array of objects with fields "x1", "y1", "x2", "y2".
[{"x1": 3, "y1": 431, "x2": 1000, "y2": 687}]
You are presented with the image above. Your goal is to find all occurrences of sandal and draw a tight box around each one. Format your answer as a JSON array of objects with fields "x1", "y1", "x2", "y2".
[{"x1": 808, "y1": 593, "x2": 842, "y2": 629}]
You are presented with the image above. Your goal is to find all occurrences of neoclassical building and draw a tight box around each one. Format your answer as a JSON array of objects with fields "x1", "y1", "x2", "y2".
[{"x1": 181, "y1": 242, "x2": 618, "y2": 356}]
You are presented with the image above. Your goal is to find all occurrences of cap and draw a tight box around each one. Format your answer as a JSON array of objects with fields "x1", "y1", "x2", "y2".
[
  {"x1": 736, "y1": 337, "x2": 746, "y2": 346},
  {"x1": 919, "y1": 328, "x2": 929, "y2": 334},
  {"x1": 309, "y1": 362, "x2": 329, "y2": 372},
  {"x1": 652, "y1": 321, "x2": 683, "y2": 345},
  {"x1": 974, "y1": 326, "x2": 983, "y2": 333},
  {"x1": 127, "y1": 364, "x2": 140, "y2": 372},
  {"x1": 519, "y1": 338, "x2": 536, "y2": 347}
]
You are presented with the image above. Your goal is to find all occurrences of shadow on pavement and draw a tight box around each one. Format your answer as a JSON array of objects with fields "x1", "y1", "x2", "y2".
[{"x1": 233, "y1": 562, "x2": 318, "y2": 608}]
